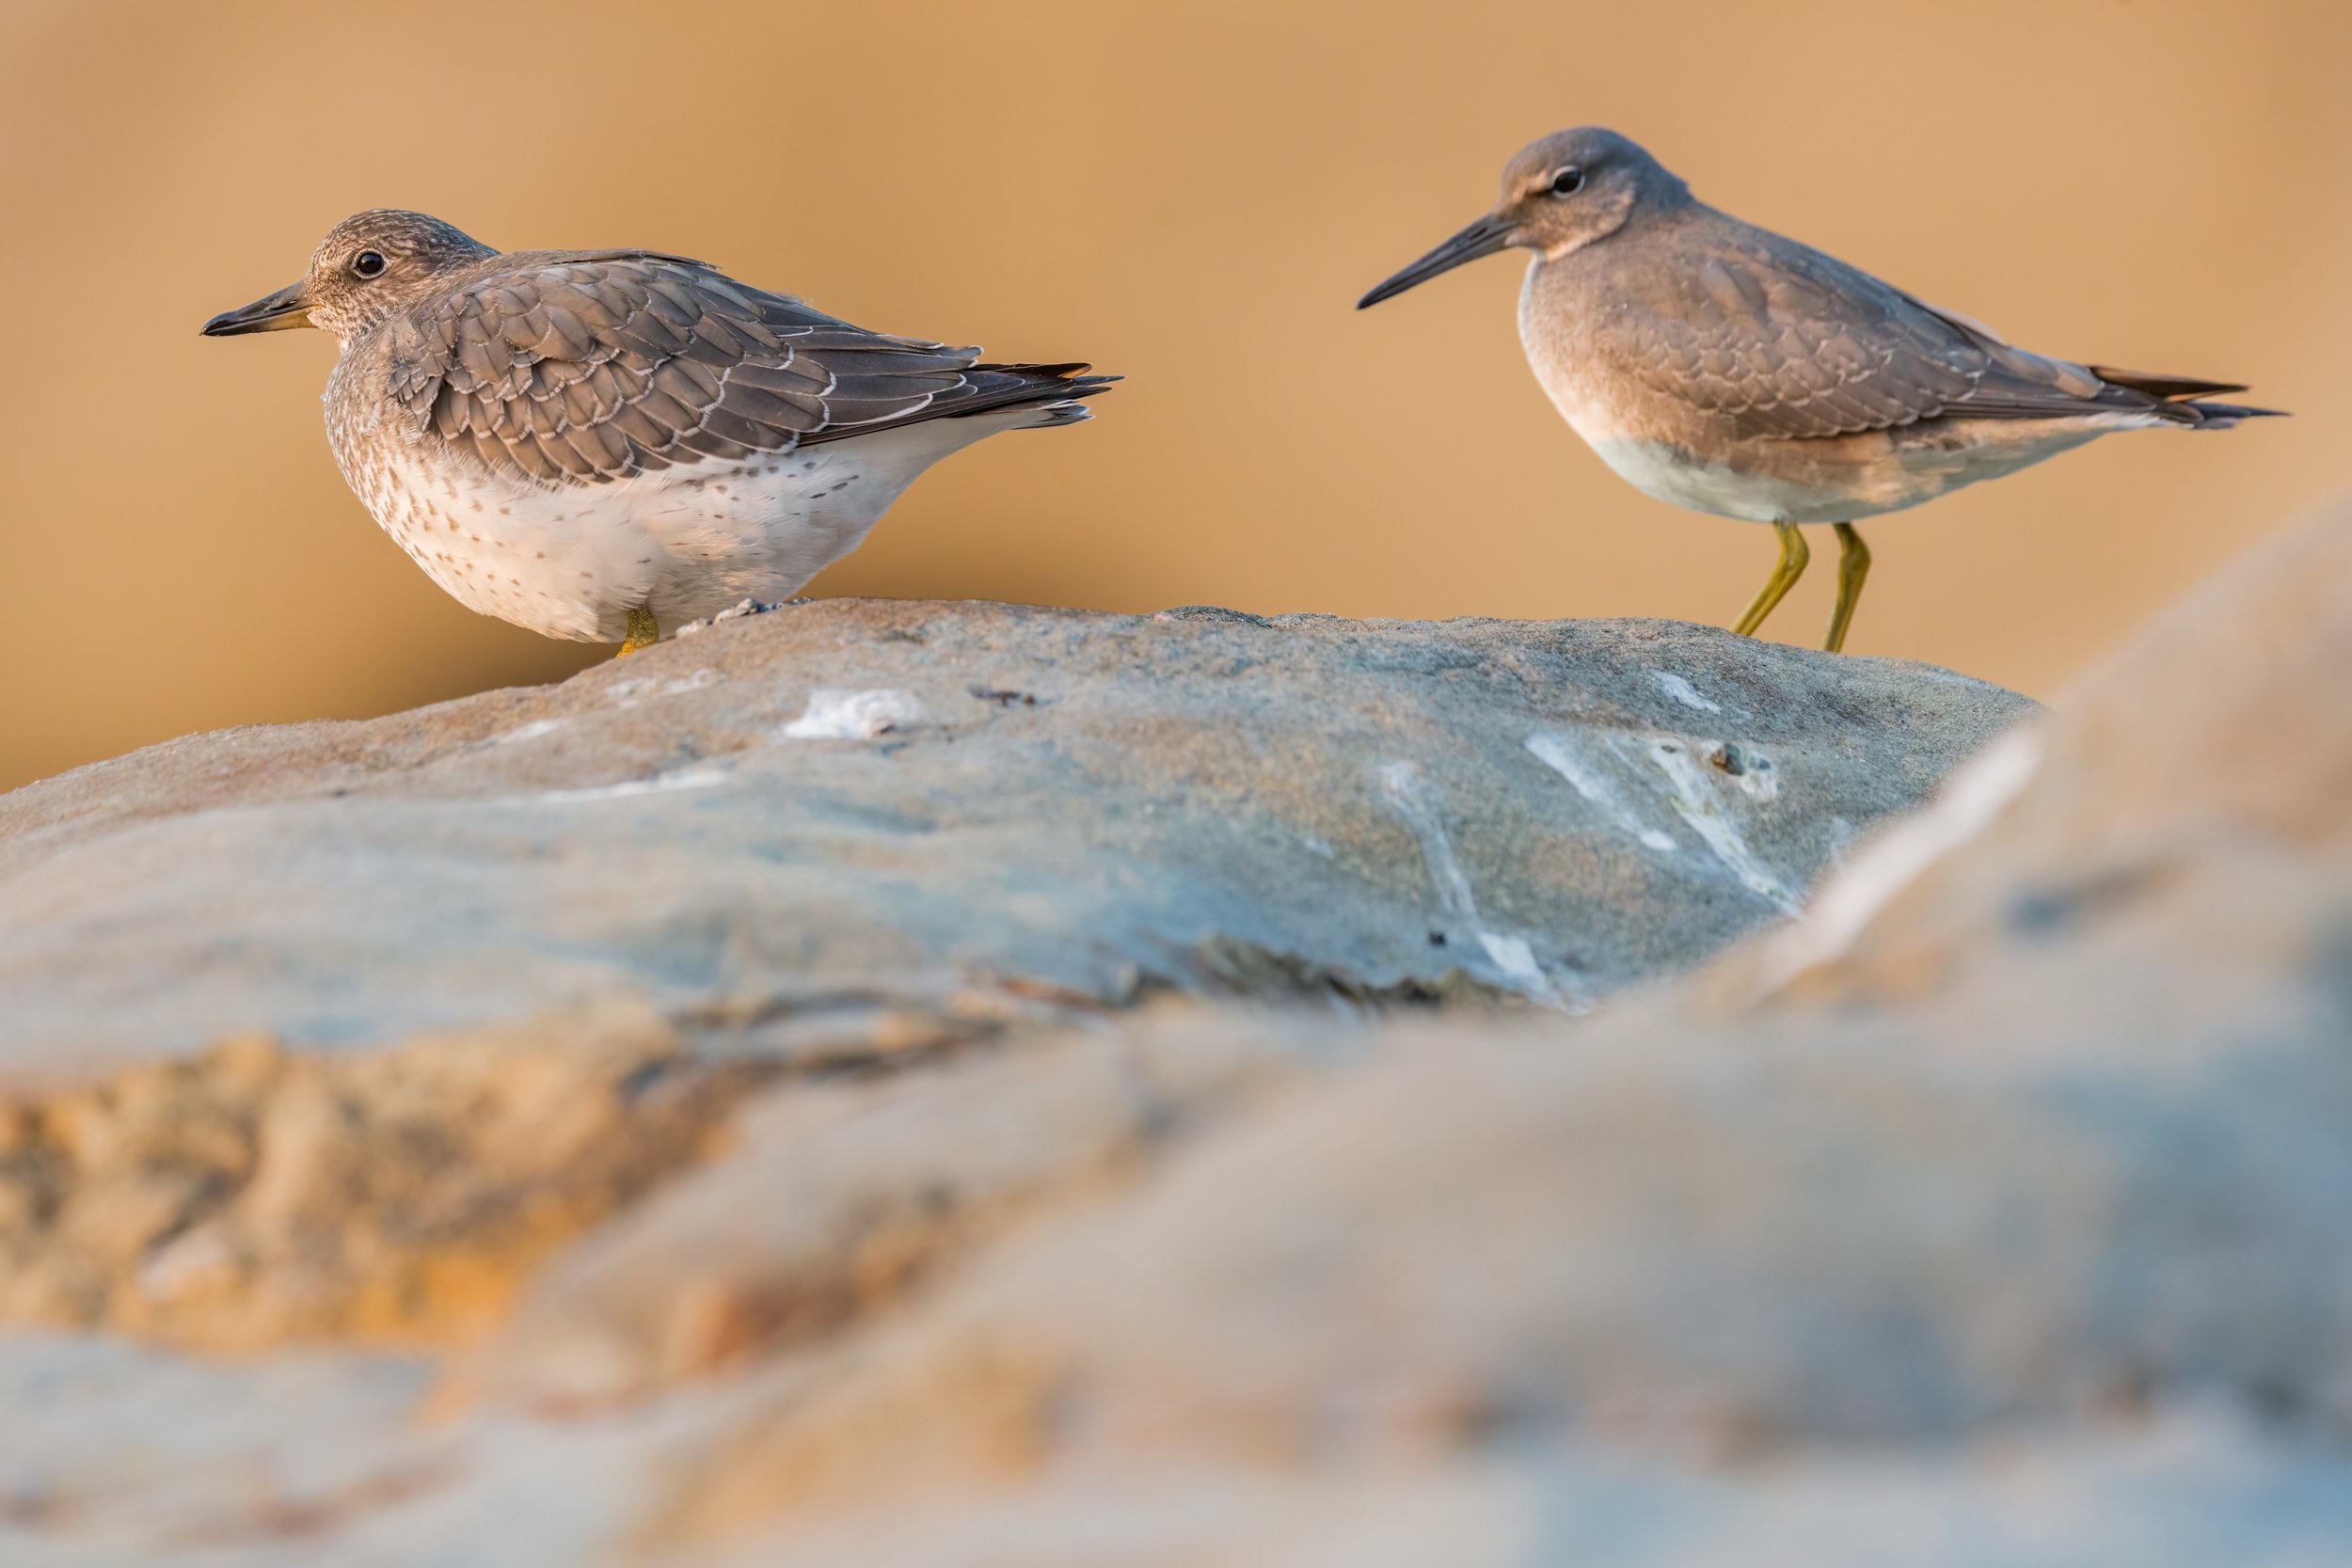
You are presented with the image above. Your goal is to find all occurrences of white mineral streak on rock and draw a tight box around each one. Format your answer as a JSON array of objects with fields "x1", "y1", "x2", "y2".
[
  {"x1": 1645, "y1": 736, "x2": 1804, "y2": 914},
  {"x1": 1653, "y1": 671, "x2": 1724, "y2": 713},
  {"x1": 1377, "y1": 760, "x2": 1481, "y2": 921},
  {"x1": 1476, "y1": 932, "x2": 1553, "y2": 996},
  {"x1": 1526, "y1": 731, "x2": 1679, "y2": 852},
  {"x1": 1379, "y1": 759, "x2": 1575, "y2": 1010},
  {"x1": 782, "y1": 689, "x2": 929, "y2": 741}
]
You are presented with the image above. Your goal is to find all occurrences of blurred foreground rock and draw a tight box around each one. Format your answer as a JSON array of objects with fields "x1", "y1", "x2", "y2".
[{"x1": 5, "y1": 515, "x2": 2350, "y2": 1567}]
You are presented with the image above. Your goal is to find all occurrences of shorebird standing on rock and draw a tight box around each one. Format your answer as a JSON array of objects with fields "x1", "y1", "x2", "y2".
[
  {"x1": 1359, "y1": 129, "x2": 2280, "y2": 652},
  {"x1": 205, "y1": 211, "x2": 1113, "y2": 655}
]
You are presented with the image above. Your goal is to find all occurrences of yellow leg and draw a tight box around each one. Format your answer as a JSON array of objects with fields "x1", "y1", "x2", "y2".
[
  {"x1": 1822, "y1": 523, "x2": 1870, "y2": 654},
  {"x1": 616, "y1": 605, "x2": 660, "y2": 657},
  {"x1": 1731, "y1": 521, "x2": 1809, "y2": 638}
]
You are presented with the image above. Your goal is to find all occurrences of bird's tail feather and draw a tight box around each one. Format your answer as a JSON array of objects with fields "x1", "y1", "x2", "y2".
[{"x1": 2163, "y1": 400, "x2": 2288, "y2": 429}]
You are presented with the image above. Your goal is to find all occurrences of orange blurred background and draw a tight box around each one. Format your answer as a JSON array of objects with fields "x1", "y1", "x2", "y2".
[{"x1": 3, "y1": 0, "x2": 2346, "y2": 792}]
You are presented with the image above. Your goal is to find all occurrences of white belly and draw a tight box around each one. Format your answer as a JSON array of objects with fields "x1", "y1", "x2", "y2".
[
  {"x1": 332, "y1": 412, "x2": 1027, "y2": 641},
  {"x1": 1584, "y1": 437, "x2": 1838, "y2": 523},
  {"x1": 1581, "y1": 426, "x2": 2114, "y2": 525}
]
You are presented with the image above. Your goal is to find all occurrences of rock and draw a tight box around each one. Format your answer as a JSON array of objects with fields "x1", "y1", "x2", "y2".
[
  {"x1": 0, "y1": 606, "x2": 2027, "y2": 1082},
  {"x1": 630, "y1": 505, "x2": 2352, "y2": 1560},
  {"x1": 0, "y1": 1334, "x2": 435, "y2": 1552},
  {"x1": 7, "y1": 1336, "x2": 2343, "y2": 1568},
  {"x1": 463, "y1": 1005, "x2": 1335, "y2": 1407},
  {"x1": 0, "y1": 606, "x2": 2026, "y2": 1358},
  {"x1": 13, "y1": 508, "x2": 2352, "y2": 1568}
]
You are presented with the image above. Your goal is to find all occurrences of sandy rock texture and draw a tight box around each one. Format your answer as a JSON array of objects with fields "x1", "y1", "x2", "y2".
[{"x1": 5, "y1": 503, "x2": 2348, "y2": 1568}]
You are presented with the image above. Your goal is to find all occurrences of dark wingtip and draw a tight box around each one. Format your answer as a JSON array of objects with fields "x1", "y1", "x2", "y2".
[
  {"x1": 969, "y1": 360, "x2": 1119, "y2": 390},
  {"x1": 944, "y1": 362, "x2": 1120, "y2": 420},
  {"x1": 2088, "y1": 364, "x2": 2286, "y2": 425},
  {"x1": 2090, "y1": 365, "x2": 2252, "y2": 401}
]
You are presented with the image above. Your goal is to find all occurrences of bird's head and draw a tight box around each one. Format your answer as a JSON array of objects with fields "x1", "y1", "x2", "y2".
[
  {"x1": 1357, "y1": 128, "x2": 1689, "y2": 309},
  {"x1": 201, "y1": 210, "x2": 496, "y2": 347}
]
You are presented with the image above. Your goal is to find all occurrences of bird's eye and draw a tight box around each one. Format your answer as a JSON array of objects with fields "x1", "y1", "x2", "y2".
[
  {"x1": 1549, "y1": 166, "x2": 1586, "y2": 197},
  {"x1": 351, "y1": 250, "x2": 387, "y2": 279}
]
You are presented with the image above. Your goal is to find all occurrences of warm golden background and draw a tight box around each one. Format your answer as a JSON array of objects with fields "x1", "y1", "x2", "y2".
[{"x1": 3, "y1": 0, "x2": 2346, "y2": 791}]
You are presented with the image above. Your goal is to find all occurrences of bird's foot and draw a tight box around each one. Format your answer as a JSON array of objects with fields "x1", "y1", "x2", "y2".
[{"x1": 616, "y1": 605, "x2": 660, "y2": 657}]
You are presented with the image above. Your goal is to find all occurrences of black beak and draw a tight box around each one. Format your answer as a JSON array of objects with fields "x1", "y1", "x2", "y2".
[
  {"x1": 200, "y1": 279, "x2": 311, "y2": 337},
  {"x1": 1357, "y1": 213, "x2": 1516, "y2": 309}
]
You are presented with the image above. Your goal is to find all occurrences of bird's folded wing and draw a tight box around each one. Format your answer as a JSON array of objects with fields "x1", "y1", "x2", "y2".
[
  {"x1": 1600, "y1": 230, "x2": 2132, "y2": 441},
  {"x1": 383, "y1": 253, "x2": 1007, "y2": 483}
]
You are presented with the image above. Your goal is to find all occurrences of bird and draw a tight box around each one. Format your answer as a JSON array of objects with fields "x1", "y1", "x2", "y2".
[
  {"x1": 1357, "y1": 128, "x2": 2280, "y2": 653},
  {"x1": 203, "y1": 210, "x2": 1113, "y2": 655}
]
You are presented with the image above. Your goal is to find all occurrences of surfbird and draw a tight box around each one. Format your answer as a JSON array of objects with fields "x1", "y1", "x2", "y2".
[
  {"x1": 204, "y1": 211, "x2": 1113, "y2": 654},
  {"x1": 1358, "y1": 128, "x2": 2281, "y2": 652}
]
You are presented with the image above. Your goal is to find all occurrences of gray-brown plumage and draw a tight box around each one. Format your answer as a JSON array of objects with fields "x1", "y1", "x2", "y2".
[
  {"x1": 1577, "y1": 224, "x2": 2268, "y2": 439},
  {"x1": 203, "y1": 210, "x2": 1113, "y2": 651},
  {"x1": 384, "y1": 235, "x2": 1108, "y2": 483},
  {"x1": 1358, "y1": 128, "x2": 2281, "y2": 651}
]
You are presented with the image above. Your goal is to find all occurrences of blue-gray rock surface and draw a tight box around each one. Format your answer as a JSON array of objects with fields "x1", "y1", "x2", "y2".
[{"x1": 0, "y1": 605, "x2": 2026, "y2": 1081}]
